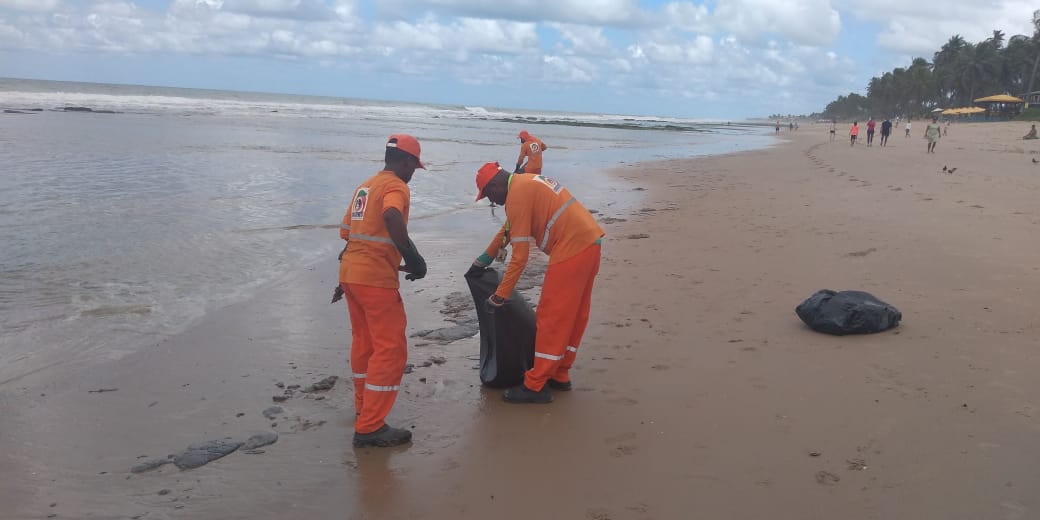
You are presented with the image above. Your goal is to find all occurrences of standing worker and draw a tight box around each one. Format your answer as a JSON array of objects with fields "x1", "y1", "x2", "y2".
[
  {"x1": 515, "y1": 130, "x2": 548, "y2": 174},
  {"x1": 468, "y1": 163, "x2": 604, "y2": 403},
  {"x1": 339, "y1": 134, "x2": 427, "y2": 448}
]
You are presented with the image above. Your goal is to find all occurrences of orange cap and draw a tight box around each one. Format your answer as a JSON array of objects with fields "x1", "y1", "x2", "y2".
[
  {"x1": 386, "y1": 134, "x2": 425, "y2": 169},
  {"x1": 475, "y1": 162, "x2": 502, "y2": 201},
  {"x1": 518, "y1": 130, "x2": 531, "y2": 140}
]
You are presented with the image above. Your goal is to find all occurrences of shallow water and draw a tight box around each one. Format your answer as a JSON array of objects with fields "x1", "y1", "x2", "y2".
[{"x1": 0, "y1": 78, "x2": 775, "y2": 384}]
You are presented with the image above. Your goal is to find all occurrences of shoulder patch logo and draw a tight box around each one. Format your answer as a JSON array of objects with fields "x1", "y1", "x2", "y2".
[
  {"x1": 351, "y1": 187, "x2": 370, "y2": 220},
  {"x1": 534, "y1": 175, "x2": 564, "y2": 194}
]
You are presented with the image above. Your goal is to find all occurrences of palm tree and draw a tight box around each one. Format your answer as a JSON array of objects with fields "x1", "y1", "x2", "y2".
[
  {"x1": 934, "y1": 35, "x2": 967, "y2": 105},
  {"x1": 1026, "y1": 11, "x2": 1040, "y2": 106}
]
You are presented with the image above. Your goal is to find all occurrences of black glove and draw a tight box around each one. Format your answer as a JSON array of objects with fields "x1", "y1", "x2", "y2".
[
  {"x1": 330, "y1": 284, "x2": 344, "y2": 304},
  {"x1": 399, "y1": 238, "x2": 427, "y2": 281},
  {"x1": 465, "y1": 263, "x2": 487, "y2": 278},
  {"x1": 337, "y1": 242, "x2": 348, "y2": 261}
]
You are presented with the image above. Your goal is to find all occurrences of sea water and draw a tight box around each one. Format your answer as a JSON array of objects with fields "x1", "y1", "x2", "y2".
[{"x1": 0, "y1": 78, "x2": 775, "y2": 384}]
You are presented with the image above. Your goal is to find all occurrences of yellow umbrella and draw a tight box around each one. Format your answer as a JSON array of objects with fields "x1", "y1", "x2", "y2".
[
  {"x1": 941, "y1": 108, "x2": 960, "y2": 115},
  {"x1": 962, "y1": 107, "x2": 986, "y2": 114},
  {"x1": 973, "y1": 94, "x2": 1024, "y2": 103}
]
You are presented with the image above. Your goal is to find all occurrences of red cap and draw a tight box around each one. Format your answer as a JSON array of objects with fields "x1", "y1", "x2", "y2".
[
  {"x1": 518, "y1": 130, "x2": 531, "y2": 140},
  {"x1": 475, "y1": 162, "x2": 502, "y2": 201},
  {"x1": 387, "y1": 134, "x2": 425, "y2": 169}
]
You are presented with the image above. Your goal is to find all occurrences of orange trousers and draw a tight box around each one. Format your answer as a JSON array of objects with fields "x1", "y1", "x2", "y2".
[
  {"x1": 342, "y1": 283, "x2": 407, "y2": 434},
  {"x1": 525, "y1": 243, "x2": 601, "y2": 391}
]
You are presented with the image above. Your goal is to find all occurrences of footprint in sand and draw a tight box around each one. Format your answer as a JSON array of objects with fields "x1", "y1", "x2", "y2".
[
  {"x1": 586, "y1": 508, "x2": 614, "y2": 520},
  {"x1": 815, "y1": 471, "x2": 841, "y2": 485},
  {"x1": 611, "y1": 444, "x2": 637, "y2": 457}
]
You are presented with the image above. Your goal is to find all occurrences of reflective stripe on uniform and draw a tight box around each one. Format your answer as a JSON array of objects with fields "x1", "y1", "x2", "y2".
[
  {"x1": 351, "y1": 233, "x2": 395, "y2": 245},
  {"x1": 511, "y1": 236, "x2": 534, "y2": 243},
  {"x1": 340, "y1": 224, "x2": 350, "y2": 231},
  {"x1": 352, "y1": 373, "x2": 366, "y2": 379},
  {"x1": 534, "y1": 352, "x2": 565, "y2": 361},
  {"x1": 566, "y1": 346, "x2": 578, "y2": 353},
  {"x1": 540, "y1": 198, "x2": 576, "y2": 250},
  {"x1": 365, "y1": 383, "x2": 400, "y2": 392}
]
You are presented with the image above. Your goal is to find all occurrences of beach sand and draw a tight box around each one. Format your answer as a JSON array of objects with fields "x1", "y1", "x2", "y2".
[{"x1": 3, "y1": 120, "x2": 1040, "y2": 519}]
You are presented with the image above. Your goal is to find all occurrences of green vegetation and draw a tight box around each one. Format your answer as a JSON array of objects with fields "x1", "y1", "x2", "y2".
[{"x1": 817, "y1": 12, "x2": 1040, "y2": 121}]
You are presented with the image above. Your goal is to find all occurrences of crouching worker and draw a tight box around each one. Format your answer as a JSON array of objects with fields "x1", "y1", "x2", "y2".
[
  {"x1": 339, "y1": 134, "x2": 427, "y2": 447},
  {"x1": 468, "y1": 162, "x2": 604, "y2": 403}
]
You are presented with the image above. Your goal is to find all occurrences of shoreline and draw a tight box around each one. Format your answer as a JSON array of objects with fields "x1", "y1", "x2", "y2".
[{"x1": 6, "y1": 121, "x2": 1040, "y2": 519}]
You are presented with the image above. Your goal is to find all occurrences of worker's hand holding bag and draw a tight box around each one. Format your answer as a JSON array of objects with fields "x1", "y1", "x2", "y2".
[{"x1": 398, "y1": 238, "x2": 427, "y2": 281}]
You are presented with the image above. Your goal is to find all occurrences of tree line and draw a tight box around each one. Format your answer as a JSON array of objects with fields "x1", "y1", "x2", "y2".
[{"x1": 816, "y1": 13, "x2": 1040, "y2": 121}]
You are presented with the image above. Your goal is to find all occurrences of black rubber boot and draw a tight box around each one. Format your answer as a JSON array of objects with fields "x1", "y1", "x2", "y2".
[
  {"x1": 503, "y1": 384, "x2": 553, "y2": 404},
  {"x1": 353, "y1": 424, "x2": 412, "y2": 448},
  {"x1": 547, "y1": 379, "x2": 572, "y2": 391}
]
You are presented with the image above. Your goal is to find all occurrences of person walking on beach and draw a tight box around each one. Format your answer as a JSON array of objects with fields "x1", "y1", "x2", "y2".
[
  {"x1": 775, "y1": 121, "x2": 780, "y2": 135},
  {"x1": 865, "y1": 118, "x2": 876, "y2": 146},
  {"x1": 468, "y1": 163, "x2": 604, "y2": 404},
  {"x1": 880, "y1": 118, "x2": 892, "y2": 147},
  {"x1": 849, "y1": 121, "x2": 859, "y2": 146},
  {"x1": 515, "y1": 130, "x2": 548, "y2": 174},
  {"x1": 829, "y1": 120, "x2": 836, "y2": 141},
  {"x1": 339, "y1": 134, "x2": 427, "y2": 448},
  {"x1": 905, "y1": 120, "x2": 911, "y2": 138},
  {"x1": 924, "y1": 117, "x2": 941, "y2": 153}
]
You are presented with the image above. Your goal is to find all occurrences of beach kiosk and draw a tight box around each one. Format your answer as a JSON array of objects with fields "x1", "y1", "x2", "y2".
[{"x1": 973, "y1": 94, "x2": 1024, "y2": 119}]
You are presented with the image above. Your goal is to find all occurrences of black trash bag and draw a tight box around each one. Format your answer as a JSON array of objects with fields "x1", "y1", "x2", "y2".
[
  {"x1": 465, "y1": 267, "x2": 536, "y2": 388},
  {"x1": 795, "y1": 289, "x2": 902, "y2": 335}
]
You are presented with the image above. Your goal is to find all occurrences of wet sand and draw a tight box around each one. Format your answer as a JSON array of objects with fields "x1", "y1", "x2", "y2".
[{"x1": 4, "y1": 121, "x2": 1040, "y2": 519}]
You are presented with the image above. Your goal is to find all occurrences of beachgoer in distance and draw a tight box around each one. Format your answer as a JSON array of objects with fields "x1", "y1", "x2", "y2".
[
  {"x1": 338, "y1": 134, "x2": 427, "y2": 448},
  {"x1": 849, "y1": 121, "x2": 859, "y2": 146},
  {"x1": 866, "y1": 117, "x2": 876, "y2": 147},
  {"x1": 775, "y1": 120, "x2": 780, "y2": 135},
  {"x1": 905, "y1": 120, "x2": 912, "y2": 138},
  {"x1": 469, "y1": 163, "x2": 605, "y2": 403},
  {"x1": 829, "y1": 120, "x2": 836, "y2": 141},
  {"x1": 924, "y1": 117, "x2": 941, "y2": 153},
  {"x1": 1023, "y1": 124, "x2": 1038, "y2": 140},
  {"x1": 944, "y1": 119, "x2": 951, "y2": 136},
  {"x1": 515, "y1": 130, "x2": 548, "y2": 174},
  {"x1": 880, "y1": 117, "x2": 892, "y2": 147}
]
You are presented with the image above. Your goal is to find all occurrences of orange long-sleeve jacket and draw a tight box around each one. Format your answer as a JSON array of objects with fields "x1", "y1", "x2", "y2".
[
  {"x1": 516, "y1": 136, "x2": 547, "y2": 174},
  {"x1": 483, "y1": 174, "x2": 604, "y2": 299}
]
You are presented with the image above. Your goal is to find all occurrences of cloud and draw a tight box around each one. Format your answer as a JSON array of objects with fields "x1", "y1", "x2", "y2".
[
  {"x1": 220, "y1": 0, "x2": 337, "y2": 21},
  {"x1": 841, "y1": 1, "x2": 1037, "y2": 55},
  {"x1": 371, "y1": 17, "x2": 538, "y2": 55},
  {"x1": 548, "y1": 23, "x2": 612, "y2": 56},
  {"x1": 0, "y1": 0, "x2": 60, "y2": 11},
  {"x1": 713, "y1": 0, "x2": 841, "y2": 46},
  {"x1": 662, "y1": 1, "x2": 711, "y2": 33},
  {"x1": 378, "y1": 0, "x2": 648, "y2": 27},
  {"x1": 542, "y1": 54, "x2": 595, "y2": 82}
]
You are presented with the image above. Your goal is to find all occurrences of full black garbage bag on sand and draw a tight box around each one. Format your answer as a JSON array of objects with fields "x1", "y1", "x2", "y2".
[
  {"x1": 465, "y1": 268, "x2": 536, "y2": 388},
  {"x1": 796, "y1": 289, "x2": 902, "y2": 335}
]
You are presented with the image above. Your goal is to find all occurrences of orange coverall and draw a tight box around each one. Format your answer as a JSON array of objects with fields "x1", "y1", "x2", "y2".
[
  {"x1": 484, "y1": 174, "x2": 604, "y2": 391},
  {"x1": 339, "y1": 170, "x2": 410, "y2": 434},
  {"x1": 517, "y1": 135, "x2": 547, "y2": 174}
]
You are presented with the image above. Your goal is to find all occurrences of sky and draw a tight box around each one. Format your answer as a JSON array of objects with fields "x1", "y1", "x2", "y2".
[{"x1": 0, "y1": 0, "x2": 1037, "y2": 118}]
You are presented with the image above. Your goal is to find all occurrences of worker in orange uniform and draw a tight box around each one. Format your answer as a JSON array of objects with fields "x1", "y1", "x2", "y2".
[
  {"x1": 469, "y1": 162, "x2": 604, "y2": 403},
  {"x1": 515, "y1": 130, "x2": 548, "y2": 174},
  {"x1": 339, "y1": 134, "x2": 427, "y2": 447}
]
